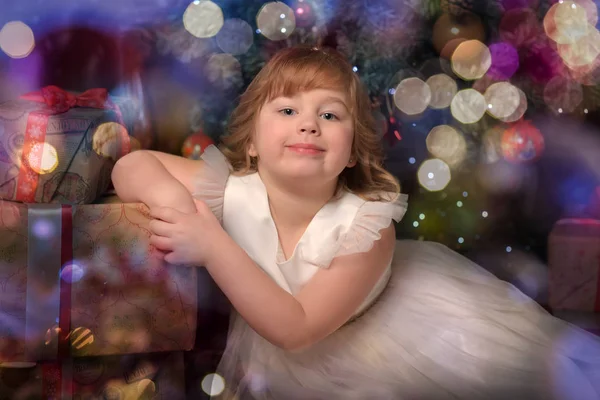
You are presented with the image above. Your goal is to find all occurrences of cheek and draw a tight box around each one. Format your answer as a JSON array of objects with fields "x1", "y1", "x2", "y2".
[
  {"x1": 330, "y1": 126, "x2": 354, "y2": 150},
  {"x1": 252, "y1": 130, "x2": 282, "y2": 156}
]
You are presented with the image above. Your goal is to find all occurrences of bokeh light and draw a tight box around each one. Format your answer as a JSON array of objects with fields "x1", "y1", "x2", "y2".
[
  {"x1": 216, "y1": 19, "x2": 254, "y2": 55},
  {"x1": 60, "y1": 262, "x2": 85, "y2": 284},
  {"x1": 27, "y1": 142, "x2": 58, "y2": 175},
  {"x1": 201, "y1": 373, "x2": 225, "y2": 396},
  {"x1": 487, "y1": 42, "x2": 520, "y2": 80},
  {"x1": 183, "y1": 0, "x2": 224, "y2": 38},
  {"x1": 0, "y1": 21, "x2": 35, "y2": 59},
  {"x1": 481, "y1": 126, "x2": 505, "y2": 163},
  {"x1": 543, "y1": 76, "x2": 583, "y2": 114},
  {"x1": 573, "y1": 0, "x2": 599, "y2": 25},
  {"x1": 569, "y1": 56, "x2": 600, "y2": 86},
  {"x1": 32, "y1": 217, "x2": 56, "y2": 239},
  {"x1": 558, "y1": 25, "x2": 600, "y2": 69},
  {"x1": 544, "y1": 1, "x2": 591, "y2": 45},
  {"x1": 451, "y1": 89, "x2": 487, "y2": 124},
  {"x1": 393, "y1": 77, "x2": 431, "y2": 115},
  {"x1": 501, "y1": 120, "x2": 545, "y2": 163},
  {"x1": 499, "y1": 87, "x2": 528, "y2": 123},
  {"x1": 451, "y1": 40, "x2": 492, "y2": 80},
  {"x1": 206, "y1": 53, "x2": 243, "y2": 90},
  {"x1": 425, "y1": 125, "x2": 467, "y2": 167},
  {"x1": 484, "y1": 82, "x2": 521, "y2": 120},
  {"x1": 256, "y1": 2, "x2": 296, "y2": 41},
  {"x1": 432, "y1": 12, "x2": 486, "y2": 57},
  {"x1": 426, "y1": 74, "x2": 457, "y2": 109},
  {"x1": 93, "y1": 122, "x2": 128, "y2": 161},
  {"x1": 418, "y1": 159, "x2": 452, "y2": 192}
]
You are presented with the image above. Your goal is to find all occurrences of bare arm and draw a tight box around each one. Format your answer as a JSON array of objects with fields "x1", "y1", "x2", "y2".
[
  {"x1": 111, "y1": 150, "x2": 203, "y2": 213},
  {"x1": 204, "y1": 223, "x2": 396, "y2": 351}
]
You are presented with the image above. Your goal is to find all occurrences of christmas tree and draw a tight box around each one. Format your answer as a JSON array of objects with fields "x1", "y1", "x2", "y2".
[{"x1": 140, "y1": 0, "x2": 600, "y2": 266}]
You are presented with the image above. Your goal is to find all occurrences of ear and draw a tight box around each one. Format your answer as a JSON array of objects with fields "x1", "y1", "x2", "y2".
[
  {"x1": 347, "y1": 156, "x2": 357, "y2": 168},
  {"x1": 248, "y1": 143, "x2": 258, "y2": 158}
]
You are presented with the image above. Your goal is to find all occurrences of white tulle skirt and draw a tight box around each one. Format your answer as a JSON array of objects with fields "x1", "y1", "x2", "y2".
[{"x1": 213, "y1": 240, "x2": 600, "y2": 400}]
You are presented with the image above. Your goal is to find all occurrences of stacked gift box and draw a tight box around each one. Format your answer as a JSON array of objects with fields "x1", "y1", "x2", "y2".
[
  {"x1": 0, "y1": 351, "x2": 187, "y2": 399},
  {"x1": 0, "y1": 86, "x2": 222, "y2": 398},
  {"x1": 548, "y1": 218, "x2": 600, "y2": 336}
]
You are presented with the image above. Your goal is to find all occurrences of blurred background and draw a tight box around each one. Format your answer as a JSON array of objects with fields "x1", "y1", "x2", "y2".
[
  {"x1": 1, "y1": 0, "x2": 599, "y2": 297},
  {"x1": 0, "y1": 0, "x2": 599, "y2": 396}
]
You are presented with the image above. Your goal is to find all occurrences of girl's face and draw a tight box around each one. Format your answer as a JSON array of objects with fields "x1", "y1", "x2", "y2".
[{"x1": 250, "y1": 88, "x2": 356, "y2": 185}]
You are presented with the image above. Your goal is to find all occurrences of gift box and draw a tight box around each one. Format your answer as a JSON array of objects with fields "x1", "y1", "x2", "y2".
[
  {"x1": 0, "y1": 200, "x2": 197, "y2": 363},
  {"x1": 548, "y1": 218, "x2": 600, "y2": 312},
  {"x1": 0, "y1": 351, "x2": 186, "y2": 399},
  {"x1": 0, "y1": 86, "x2": 131, "y2": 204}
]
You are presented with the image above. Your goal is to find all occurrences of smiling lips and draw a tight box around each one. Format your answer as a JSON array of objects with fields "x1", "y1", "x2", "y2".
[{"x1": 286, "y1": 143, "x2": 325, "y2": 155}]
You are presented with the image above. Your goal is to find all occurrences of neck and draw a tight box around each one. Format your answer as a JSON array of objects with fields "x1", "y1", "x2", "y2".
[{"x1": 258, "y1": 170, "x2": 337, "y2": 229}]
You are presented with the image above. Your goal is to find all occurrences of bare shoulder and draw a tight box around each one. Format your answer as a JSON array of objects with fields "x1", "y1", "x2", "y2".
[{"x1": 289, "y1": 223, "x2": 396, "y2": 350}]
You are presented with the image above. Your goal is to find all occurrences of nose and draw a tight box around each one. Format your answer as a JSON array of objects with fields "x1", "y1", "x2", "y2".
[{"x1": 298, "y1": 118, "x2": 320, "y2": 135}]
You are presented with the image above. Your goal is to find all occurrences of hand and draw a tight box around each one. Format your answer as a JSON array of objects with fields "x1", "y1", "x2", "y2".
[{"x1": 148, "y1": 199, "x2": 223, "y2": 267}]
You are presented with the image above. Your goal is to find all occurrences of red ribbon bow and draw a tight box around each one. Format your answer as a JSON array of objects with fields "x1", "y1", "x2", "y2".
[
  {"x1": 13, "y1": 86, "x2": 131, "y2": 203},
  {"x1": 20, "y1": 85, "x2": 111, "y2": 114}
]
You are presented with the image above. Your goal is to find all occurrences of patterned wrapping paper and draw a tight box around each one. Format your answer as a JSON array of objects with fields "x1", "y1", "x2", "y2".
[
  {"x1": 0, "y1": 351, "x2": 186, "y2": 400},
  {"x1": 548, "y1": 218, "x2": 600, "y2": 312},
  {"x1": 0, "y1": 200, "x2": 198, "y2": 363},
  {"x1": 0, "y1": 87, "x2": 130, "y2": 204}
]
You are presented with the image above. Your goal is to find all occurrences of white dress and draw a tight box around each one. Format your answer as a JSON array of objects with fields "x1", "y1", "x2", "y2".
[{"x1": 194, "y1": 146, "x2": 600, "y2": 400}]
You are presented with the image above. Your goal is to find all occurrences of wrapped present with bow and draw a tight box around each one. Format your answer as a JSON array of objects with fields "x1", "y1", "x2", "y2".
[
  {"x1": 0, "y1": 86, "x2": 132, "y2": 204},
  {"x1": 0, "y1": 200, "x2": 198, "y2": 363},
  {"x1": 548, "y1": 218, "x2": 600, "y2": 312},
  {"x1": 0, "y1": 351, "x2": 187, "y2": 399}
]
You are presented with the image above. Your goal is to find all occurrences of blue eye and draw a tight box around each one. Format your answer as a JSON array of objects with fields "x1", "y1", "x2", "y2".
[
  {"x1": 321, "y1": 113, "x2": 338, "y2": 121},
  {"x1": 279, "y1": 108, "x2": 296, "y2": 116}
]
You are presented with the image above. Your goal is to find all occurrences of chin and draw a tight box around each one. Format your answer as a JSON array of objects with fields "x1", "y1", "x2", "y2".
[{"x1": 279, "y1": 166, "x2": 325, "y2": 180}]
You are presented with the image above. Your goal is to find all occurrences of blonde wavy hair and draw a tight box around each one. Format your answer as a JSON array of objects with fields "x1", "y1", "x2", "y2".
[{"x1": 219, "y1": 45, "x2": 401, "y2": 202}]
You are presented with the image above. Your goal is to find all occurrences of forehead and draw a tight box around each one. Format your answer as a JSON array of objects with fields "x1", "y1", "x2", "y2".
[
  {"x1": 269, "y1": 89, "x2": 349, "y2": 104},
  {"x1": 263, "y1": 58, "x2": 353, "y2": 107}
]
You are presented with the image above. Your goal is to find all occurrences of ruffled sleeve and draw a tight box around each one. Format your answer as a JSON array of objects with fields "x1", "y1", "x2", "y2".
[
  {"x1": 336, "y1": 193, "x2": 408, "y2": 257},
  {"x1": 308, "y1": 193, "x2": 408, "y2": 268},
  {"x1": 191, "y1": 145, "x2": 232, "y2": 223}
]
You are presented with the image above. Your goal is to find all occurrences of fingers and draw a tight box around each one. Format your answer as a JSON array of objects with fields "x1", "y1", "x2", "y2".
[
  {"x1": 148, "y1": 219, "x2": 172, "y2": 236},
  {"x1": 149, "y1": 235, "x2": 173, "y2": 251},
  {"x1": 164, "y1": 252, "x2": 179, "y2": 265}
]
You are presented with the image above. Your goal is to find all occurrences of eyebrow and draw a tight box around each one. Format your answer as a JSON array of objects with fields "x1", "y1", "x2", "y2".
[{"x1": 321, "y1": 96, "x2": 349, "y2": 109}]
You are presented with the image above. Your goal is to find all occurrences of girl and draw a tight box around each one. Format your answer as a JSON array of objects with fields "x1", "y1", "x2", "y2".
[{"x1": 112, "y1": 46, "x2": 600, "y2": 399}]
